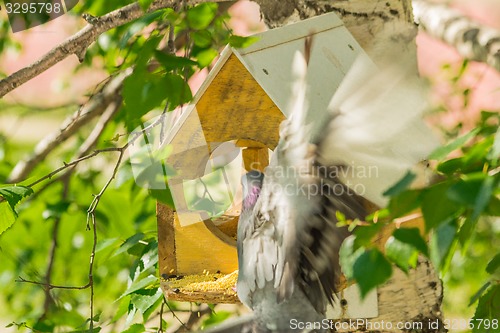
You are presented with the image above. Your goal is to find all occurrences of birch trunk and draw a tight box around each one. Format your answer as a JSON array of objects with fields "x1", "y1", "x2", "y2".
[{"x1": 252, "y1": 0, "x2": 419, "y2": 67}]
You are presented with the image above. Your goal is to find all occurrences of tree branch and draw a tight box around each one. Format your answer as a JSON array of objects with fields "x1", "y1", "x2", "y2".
[
  {"x1": 7, "y1": 69, "x2": 130, "y2": 184},
  {"x1": 413, "y1": 0, "x2": 500, "y2": 72},
  {"x1": 16, "y1": 276, "x2": 90, "y2": 290},
  {"x1": 252, "y1": 0, "x2": 418, "y2": 66},
  {"x1": 40, "y1": 176, "x2": 70, "y2": 319},
  {"x1": 0, "y1": 0, "x2": 229, "y2": 98}
]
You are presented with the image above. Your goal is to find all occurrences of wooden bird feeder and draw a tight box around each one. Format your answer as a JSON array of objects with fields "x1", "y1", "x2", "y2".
[{"x1": 156, "y1": 12, "x2": 443, "y2": 329}]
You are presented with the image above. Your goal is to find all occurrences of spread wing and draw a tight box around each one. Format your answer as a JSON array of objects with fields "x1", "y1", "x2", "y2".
[
  {"x1": 237, "y1": 44, "x2": 366, "y2": 314},
  {"x1": 319, "y1": 54, "x2": 439, "y2": 206},
  {"x1": 237, "y1": 38, "x2": 439, "y2": 315},
  {"x1": 268, "y1": 46, "x2": 367, "y2": 313}
]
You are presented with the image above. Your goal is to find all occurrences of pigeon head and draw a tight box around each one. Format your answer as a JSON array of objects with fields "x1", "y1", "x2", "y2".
[{"x1": 241, "y1": 170, "x2": 264, "y2": 211}]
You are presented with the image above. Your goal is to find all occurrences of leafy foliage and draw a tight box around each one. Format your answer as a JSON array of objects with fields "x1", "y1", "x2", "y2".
[
  {"x1": 0, "y1": 185, "x2": 33, "y2": 235},
  {"x1": 0, "y1": 1, "x2": 255, "y2": 332},
  {"x1": 341, "y1": 105, "x2": 500, "y2": 325},
  {"x1": 0, "y1": 1, "x2": 498, "y2": 332}
]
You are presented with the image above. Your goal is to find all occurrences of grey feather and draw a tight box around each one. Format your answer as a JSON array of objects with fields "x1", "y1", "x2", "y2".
[{"x1": 206, "y1": 36, "x2": 438, "y2": 333}]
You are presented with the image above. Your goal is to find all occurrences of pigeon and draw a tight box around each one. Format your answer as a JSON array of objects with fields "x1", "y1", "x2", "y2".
[{"x1": 204, "y1": 37, "x2": 439, "y2": 333}]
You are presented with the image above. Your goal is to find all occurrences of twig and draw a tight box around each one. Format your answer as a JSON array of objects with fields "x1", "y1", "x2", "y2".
[
  {"x1": 16, "y1": 276, "x2": 90, "y2": 290},
  {"x1": 17, "y1": 96, "x2": 122, "y2": 206},
  {"x1": 393, "y1": 212, "x2": 423, "y2": 226},
  {"x1": 165, "y1": 300, "x2": 190, "y2": 332},
  {"x1": 6, "y1": 322, "x2": 45, "y2": 333},
  {"x1": 489, "y1": 165, "x2": 500, "y2": 176},
  {"x1": 78, "y1": 100, "x2": 122, "y2": 159},
  {"x1": 7, "y1": 70, "x2": 129, "y2": 183},
  {"x1": 158, "y1": 298, "x2": 166, "y2": 333},
  {"x1": 0, "y1": 100, "x2": 76, "y2": 114},
  {"x1": 174, "y1": 304, "x2": 213, "y2": 332},
  {"x1": 87, "y1": 210, "x2": 98, "y2": 329},
  {"x1": 86, "y1": 150, "x2": 125, "y2": 229},
  {"x1": 24, "y1": 147, "x2": 122, "y2": 188},
  {"x1": 40, "y1": 175, "x2": 71, "y2": 319},
  {"x1": 16, "y1": 101, "x2": 126, "y2": 330},
  {"x1": 81, "y1": 110, "x2": 168, "y2": 328},
  {"x1": 12, "y1": 101, "x2": 165, "y2": 193},
  {"x1": 413, "y1": 0, "x2": 500, "y2": 72},
  {"x1": 0, "y1": 0, "x2": 229, "y2": 98},
  {"x1": 83, "y1": 139, "x2": 125, "y2": 330}
]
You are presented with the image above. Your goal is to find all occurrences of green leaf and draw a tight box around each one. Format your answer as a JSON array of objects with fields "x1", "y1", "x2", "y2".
[
  {"x1": 33, "y1": 319, "x2": 55, "y2": 332},
  {"x1": 447, "y1": 173, "x2": 487, "y2": 207},
  {"x1": 437, "y1": 157, "x2": 464, "y2": 175},
  {"x1": 339, "y1": 236, "x2": 364, "y2": 280},
  {"x1": 0, "y1": 185, "x2": 33, "y2": 211},
  {"x1": 471, "y1": 175, "x2": 496, "y2": 220},
  {"x1": 365, "y1": 208, "x2": 391, "y2": 223},
  {"x1": 486, "y1": 253, "x2": 500, "y2": 275},
  {"x1": 385, "y1": 236, "x2": 418, "y2": 273},
  {"x1": 95, "y1": 238, "x2": 120, "y2": 254},
  {"x1": 392, "y1": 228, "x2": 429, "y2": 256},
  {"x1": 430, "y1": 221, "x2": 458, "y2": 271},
  {"x1": 353, "y1": 248, "x2": 392, "y2": 298},
  {"x1": 0, "y1": 202, "x2": 16, "y2": 236},
  {"x1": 130, "y1": 288, "x2": 163, "y2": 316},
  {"x1": 122, "y1": 323, "x2": 145, "y2": 333},
  {"x1": 125, "y1": 307, "x2": 138, "y2": 328},
  {"x1": 138, "y1": 0, "x2": 153, "y2": 11},
  {"x1": 136, "y1": 35, "x2": 162, "y2": 70},
  {"x1": 388, "y1": 189, "x2": 422, "y2": 218},
  {"x1": 187, "y1": 3, "x2": 218, "y2": 30},
  {"x1": 229, "y1": 35, "x2": 259, "y2": 48},
  {"x1": 429, "y1": 128, "x2": 479, "y2": 160},
  {"x1": 469, "y1": 282, "x2": 491, "y2": 306},
  {"x1": 192, "y1": 30, "x2": 213, "y2": 48},
  {"x1": 114, "y1": 233, "x2": 145, "y2": 257},
  {"x1": 472, "y1": 284, "x2": 500, "y2": 333},
  {"x1": 123, "y1": 71, "x2": 170, "y2": 124},
  {"x1": 456, "y1": 175, "x2": 496, "y2": 248},
  {"x1": 462, "y1": 136, "x2": 494, "y2": 170},
  {"x1": 196, "y1": 48, "x2": 218, "y2": 67},
  {"x1": 489, "y1": 126, "x2": 500, "y2": 160},
  {"x1": 134, "y1": 161, "x2": 168, "y2": 189},
  {"x1": 486, "y1": 196, "x2": 500, "y2": 216},
  {"x1": 130, "y1": 241, "x2": 158, "y2": 276},
  {"x1": 142, "y1": 290, "x2": 164, "y2": 321},
  {"x1": 154, "y1": 51, "x2": 198, "y2": 71},
  {"x1": 422, "y1": 182, "x2": 461, "y2": 231},
  {"x1": 352, "y1": 222, "x2": 385, "y2": 249},
  {"x1": 48, "y1": 307, "x2": 87, "y2": 327},
  {"x1": 121, "y1": 275, "x2": 159, "y2": 298},
  {"x1": 164, "y1": 73, "x2": 193, "y2": 108},
  {"x1": 201, "y1": 311, "x2": 233, "y2": 329},
  {"x1": 112, "y1": 296, "x2": 132, "y2": 323},
  {"x1": 383, "y1": 171, "x2": 416, "y2": 197},
  {"x1": 149, "y1": 188, "x2": 174, "y2": 207},
  {"x1": 458, "y1": 217, "x2": 478, "y2": 250},
  {"x1": 480, "y1": 110, "x2": 500, "y2": 123},
  {"x1": 42, "y1": 201, "x2": 70, "y2": 220}
]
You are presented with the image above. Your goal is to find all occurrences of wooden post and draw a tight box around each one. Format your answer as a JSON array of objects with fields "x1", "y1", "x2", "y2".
[
  {"x1": 242, "y1": 147, "x2": 269, "y2": 172},
  {"x1": 157, "y1": 203, "x2": 177, "y2": 277}
]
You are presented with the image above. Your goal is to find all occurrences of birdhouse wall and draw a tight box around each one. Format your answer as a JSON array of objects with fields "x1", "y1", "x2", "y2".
[{"x1": 196, "y1": 54, "x2": 285, "y2": 149}]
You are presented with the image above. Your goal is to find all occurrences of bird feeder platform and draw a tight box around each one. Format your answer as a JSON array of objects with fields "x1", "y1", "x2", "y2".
[{"x1": 155, "y1": 11, "x2": 444, "y2": 331}]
